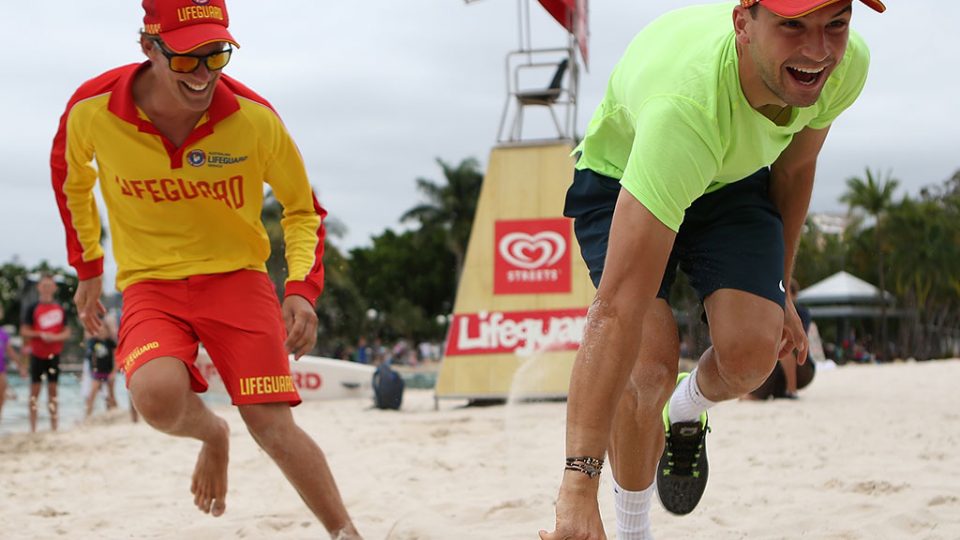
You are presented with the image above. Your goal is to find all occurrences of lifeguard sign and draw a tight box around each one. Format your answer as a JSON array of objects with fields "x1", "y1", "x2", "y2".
[
  {"x1": 437, "y1": 0, "x2": 590, "y2": 400},
  {"x1": 435, "y1": 143, "x2": 595, "y2": 399}
]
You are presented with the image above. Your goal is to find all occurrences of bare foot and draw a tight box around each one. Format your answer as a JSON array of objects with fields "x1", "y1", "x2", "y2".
[
  {"x1": 332, "y1": 528, "x2": 363, "y2": 540},
  {"x1": 191, "y1": 417, "x2": 230, "y2": 516}
]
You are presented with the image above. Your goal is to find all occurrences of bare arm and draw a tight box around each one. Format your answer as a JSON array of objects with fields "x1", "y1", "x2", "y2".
[
  {"x1": 49, "y1": 326, "x2": 72, "y2": 343},
  {"x1": 566, "y1": 190, "x2": 676, "y2": 463},
  {"x1": 5, "y1": 342, "x2": 21, "y2": 366},
  {"x1": 9, "y1": 343, "x2": 27, "y2": 377},
  {"x1": 769, "y1": 125, "x2": 831, "y2": 363},
  {"x1": 542, "y1": 190, "x2": 676, "y2": 539},
  {"x1": 770, "y1": 125, "x2": 830, "y2": 286},
  {"x1": 22, "y1": 316, "x2": 74, "y2": 343},
  {"x1": 19, "y1": 325, "x2": 39, "y2": 340}
]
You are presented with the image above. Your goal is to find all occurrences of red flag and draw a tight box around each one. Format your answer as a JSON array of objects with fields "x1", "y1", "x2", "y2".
[{"x1": 537, "y1": 0, "x2": 588, "y2": 68}]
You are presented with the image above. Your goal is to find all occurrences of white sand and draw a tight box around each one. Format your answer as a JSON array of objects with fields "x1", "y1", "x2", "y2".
[{"x1": 1, "y1": 360, "x2": 959, "y2": 539}]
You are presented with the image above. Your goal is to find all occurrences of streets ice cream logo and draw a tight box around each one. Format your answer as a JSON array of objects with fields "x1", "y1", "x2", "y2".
[
  {"x1": 494, "y1": 218, "x2": 572, "y2": 295},
  {"x1": 498, "y1": 231, "x2": 566, "y2": 269},
  {"x1": 187, "y1": 149, "x2": 206, "y2": 167},
  {"x1": 193, "y1": 0, "x2": 211, "y2": 4}
]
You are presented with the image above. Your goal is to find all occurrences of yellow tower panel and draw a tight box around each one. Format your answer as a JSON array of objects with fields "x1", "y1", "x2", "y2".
[{"x1": 436, "y1": 142, "x2": 596, "y2": 399}]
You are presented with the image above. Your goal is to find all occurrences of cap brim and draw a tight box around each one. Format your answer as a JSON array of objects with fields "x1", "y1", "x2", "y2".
[
  {"x1": 859, "y1": 0, "x2": 885, "y2": 14},
  {"x1": 160, "y1": 24, "x2": 239, "y2": 53},
  {"x1": 766, "y1": 0, "x2": 886, "y2": 18}
]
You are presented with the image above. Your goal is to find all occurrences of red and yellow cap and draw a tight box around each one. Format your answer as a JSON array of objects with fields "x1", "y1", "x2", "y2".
[
  {"x1": 142, "y1": 0, "x2": 239, "y2": 53},
  {"x1": 740, "y1": 0, "x2": 886, "y2": 18}
]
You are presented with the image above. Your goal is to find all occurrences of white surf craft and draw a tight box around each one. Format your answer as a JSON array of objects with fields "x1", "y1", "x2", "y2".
[{"x1": 195, "y1": 350, "x2": 375, "y2": 401}]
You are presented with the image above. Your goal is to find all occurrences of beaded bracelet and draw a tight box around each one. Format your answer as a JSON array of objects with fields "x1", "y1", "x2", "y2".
[{"x1": 565, "y1": 456, "x2": 604, "y2": 478}]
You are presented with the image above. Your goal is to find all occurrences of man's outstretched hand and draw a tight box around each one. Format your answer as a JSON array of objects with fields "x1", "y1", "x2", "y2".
[
  {"x1": 74, "y1": 276, "x2": 106, "y2": 335},
  {"x1": 539, "y1": 479, "x2": 607, "y2": 540},
  {"x1": 780, "y1": 300, "x2": 809, "y2": 365},
  {"x1": 283, "y1": 295, "x2": 318, "y2": 360}
]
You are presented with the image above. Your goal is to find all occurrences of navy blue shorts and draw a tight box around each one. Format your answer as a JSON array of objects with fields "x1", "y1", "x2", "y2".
[{"x1": 563, "y1": 168, "x2": 786, "y2": 307}]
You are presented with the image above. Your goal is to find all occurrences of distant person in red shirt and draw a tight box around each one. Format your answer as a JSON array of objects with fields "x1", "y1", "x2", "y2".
[{"x1": 19, "y1": 274, "x2": 72, "y2": 432}]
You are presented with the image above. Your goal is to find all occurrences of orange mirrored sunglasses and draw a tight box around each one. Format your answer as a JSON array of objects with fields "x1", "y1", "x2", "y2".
[{"x1": 151, "y1": 38, "x2": 232, "y2": 74}]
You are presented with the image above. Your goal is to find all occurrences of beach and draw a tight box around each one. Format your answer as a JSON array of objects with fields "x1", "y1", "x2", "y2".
[{"x1": 1, "y1": 359, "x2": 958, "y2": 539}]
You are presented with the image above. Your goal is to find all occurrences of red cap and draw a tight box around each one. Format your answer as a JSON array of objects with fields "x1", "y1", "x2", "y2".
[
  {"x1": 741, "y1": 0, "x2": 886, "y2": 18},
  {"x1": 143, "y1": 0, "x2": 239, "y2": 53}
]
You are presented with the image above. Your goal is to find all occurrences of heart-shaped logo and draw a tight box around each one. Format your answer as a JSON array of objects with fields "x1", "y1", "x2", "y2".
[{"x1": 498, "y1": 231, "x2": 566, "y2": 269}]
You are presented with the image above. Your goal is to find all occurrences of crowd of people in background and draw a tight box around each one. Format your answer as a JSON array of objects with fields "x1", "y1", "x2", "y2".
[
  {"x1": 3, "y1": 274, "x2": 840, "y2": 434},
  {"x1": 4, "y1": 273, "x2": 892, "y2": 434},
  {"x1": 824, "y1": 333, "x2": 881, "y2": 364},
  {"x1": 332, "y1": 336, "x2": 444, "y2": 368}
]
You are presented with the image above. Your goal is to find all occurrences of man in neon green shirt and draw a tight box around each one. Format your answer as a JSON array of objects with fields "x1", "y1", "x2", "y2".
[{"x1": 541, "y1": 1, "x2": 885, "y2": 538}]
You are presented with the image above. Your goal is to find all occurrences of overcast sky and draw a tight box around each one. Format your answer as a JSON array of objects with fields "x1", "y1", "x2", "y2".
[{"x1": 1, "y1": 1, "x2": 957, "y2": 291}]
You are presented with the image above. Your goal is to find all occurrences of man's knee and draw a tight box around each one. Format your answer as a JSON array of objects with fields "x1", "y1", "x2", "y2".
[
  {"x1": 129, "y1": 359, "x2": 191, "y2": 431},
  {"x1": 624, "y1": 360, "x2": 678, "y2": 412},
  {"x1": 239, "y1": 402, "x2": 294, "y2": 448},
  {"x1": 713, "y1": 332, "x2": 780, "y2": 393}
]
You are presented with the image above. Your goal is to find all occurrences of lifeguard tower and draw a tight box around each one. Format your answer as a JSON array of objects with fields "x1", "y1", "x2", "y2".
[{"x1": 435, "y1": 0, "x2": 594, "y2": 400}]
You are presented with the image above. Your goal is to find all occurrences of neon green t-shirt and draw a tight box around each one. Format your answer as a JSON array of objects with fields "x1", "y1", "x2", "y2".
[{"x1": 574, "y1": 2, "x2": 870, "y2": 231}]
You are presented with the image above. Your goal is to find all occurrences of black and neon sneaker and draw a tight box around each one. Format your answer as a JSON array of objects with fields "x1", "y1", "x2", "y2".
[{"x1": 656, "y1": 372, "x2": 710, "y2": 515}]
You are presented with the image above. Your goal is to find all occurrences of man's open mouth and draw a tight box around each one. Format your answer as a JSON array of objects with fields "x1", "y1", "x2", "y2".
[
  {"x1": 181, "y1": 81, "x2": 210, "y2": 94},
  {"x1": 786, "y1": 66, "x2": 826, "y2": 86}
]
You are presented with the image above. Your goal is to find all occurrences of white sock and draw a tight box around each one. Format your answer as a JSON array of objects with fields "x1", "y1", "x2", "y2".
[
  {"x1": 668, "y1": 368, "x2": 716, "y2": 424},
  {"x1": 613, "y1": 478, "x2": 655, "y2": 540}
]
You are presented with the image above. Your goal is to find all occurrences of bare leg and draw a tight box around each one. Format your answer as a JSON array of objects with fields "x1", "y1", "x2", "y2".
[
  {"x1": 48, "y1": 383, "x2": 59, "y2": 431},
  {"x1": 0, "y1": 373, "x2": 7, "y2": 424},
  {"x1": 105, "y1": 380, "x2": 118, "y2": 409},
  {"x1": 29, "y1": 383, "x2": 41, "y2": 433},
  {"x1": 239, "y1": 403, "x2": 362, "y2": 539},
  {"x1": 129, "y1": 398, "x2": 139, "y2": 423},
  {"x1": 129, "y1": 357, "x2": 230, "y2": 517},
  {"x1": 86, "y1": 380, "x2": 102, "y2": 418},
  {"x1": 608, "y1": 300, "x2": 679, "y2": 490},
  {"x1": 106, "y1": 373, "x2": 118, "y2": 409},
  {"x1": 695, "y1": 289, "x2": 783, "y2": 402},
  {"x1": 780, "y1": 354, "x2": 798, "y2": 395}
]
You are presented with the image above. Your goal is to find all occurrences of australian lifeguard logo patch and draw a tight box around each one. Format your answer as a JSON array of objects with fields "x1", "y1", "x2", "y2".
[
  {"x1": 494, "y1": 218, "x2": 572, "y2": 295},
  {"x1": 187, "y1": 149, "x2": 206, "y2": 167}
]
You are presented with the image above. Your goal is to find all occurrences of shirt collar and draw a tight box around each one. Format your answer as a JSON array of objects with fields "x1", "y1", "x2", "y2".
[
  {"x1": 107, "y1": 61, "x2": 241, "y2": 169},
  {"x1": 107, "y1": 61, "x2": 240, "y2": 129}
]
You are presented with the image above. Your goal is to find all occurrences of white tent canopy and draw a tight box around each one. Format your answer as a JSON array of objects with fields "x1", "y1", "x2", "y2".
[{"x1": 797, "y1": 271, "x2": 894, "y2": 306}]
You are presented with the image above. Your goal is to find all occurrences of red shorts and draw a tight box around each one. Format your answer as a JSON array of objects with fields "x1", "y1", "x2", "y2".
[{"x1": 117, "y1": 270, "x2": 301, "y2": 406}]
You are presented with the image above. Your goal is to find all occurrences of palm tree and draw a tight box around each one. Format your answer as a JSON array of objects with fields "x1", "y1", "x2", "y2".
[
  {"x1": 840, "y1": 168, "x2": 899, "y2": 361},
  {"x1": 400, "y1": 157, "x2": 484, "y2": 283},
  {"x1": 884, "y1": 197, "x2": 946, "y2": 358}
]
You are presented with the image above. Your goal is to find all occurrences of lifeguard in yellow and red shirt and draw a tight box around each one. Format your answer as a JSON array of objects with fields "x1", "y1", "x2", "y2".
[{"x1": 50, "y1": 1, "x2": 361, "y2": 536}]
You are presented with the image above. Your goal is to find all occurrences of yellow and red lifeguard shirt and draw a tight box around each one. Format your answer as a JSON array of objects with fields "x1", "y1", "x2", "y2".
[{"x1": 51, "y1": 62, "x2": 326, "y2": 302}]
